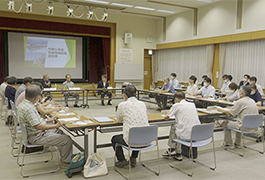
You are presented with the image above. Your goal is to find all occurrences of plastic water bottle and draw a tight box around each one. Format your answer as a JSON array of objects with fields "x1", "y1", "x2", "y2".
[
  {"x1": 54, "y1": 84, "x2": 57, "y2": 89},
  {"x1": 150, "y1": 85, "x2": 152, "y2": 91}
]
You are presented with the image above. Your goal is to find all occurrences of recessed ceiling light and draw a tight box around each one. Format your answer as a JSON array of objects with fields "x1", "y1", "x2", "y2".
[
  {"x1": 135, "y1": 6, "x2": 155, "y2": 11},
  {"x1": 111, "y1": 3, "x2": 133, "y2": 8},
  {"x1": 197, "y1": 0, "x2": 212, "y2": 2},
  {"x1": 85, "y1": 0, "x2": 110, "y2": 4},
  {"x1": 156, "y1": 9, "x2": 175, "y2": 14}
]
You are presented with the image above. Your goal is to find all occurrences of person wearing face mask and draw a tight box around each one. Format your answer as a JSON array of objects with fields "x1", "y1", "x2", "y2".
[
  {"x1": 217, "y1": 85, "x2": 260, "y2": 149},
  {"x1": 249, "y1": 76, "x2": 264, "y2": 97},
  {"x1": 162, "y1": 91, "x2": 201, "y2": 160},
  {"x1": 224, "y1": 82, "x2": 240, "y2": 102},
  {"x1": 17, "y1": 84, "x2": 73, "y2": 169},
  {"x1": 154, "y1": 77, "x2": 176, "y2": 110},
  {"x1": 201, "y1": 75, "x2": 208, "y2": 87},
  {"x1": 170, "y1": 73, "x2": 179, "y2": 89},
  {"x1": 220, "y1": 74, "x2": 232, "y2": 94},
  {"x1": 249, "y1": 84, "x2": 263, "y2": 106},
  {"x1": 238, "y1": 74, "x2": 250, "y2": 89},
  {"x1": 194, "y1": 77, "x2": 215, "y2": 98},
  {"x1": 186, "y1": 75, "x2": 198, "y2": 96}
]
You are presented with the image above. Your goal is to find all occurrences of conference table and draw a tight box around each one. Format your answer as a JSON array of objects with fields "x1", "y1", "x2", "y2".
[
  {"x1": 42, "y1": 88, "x2": 86, "y2": 106},
  {"x1": 60, "y1": 110, "x2": 227, "y2": 161},
  {"x1": 84, "y1": 88, "x2": 124, "y2": 108}
]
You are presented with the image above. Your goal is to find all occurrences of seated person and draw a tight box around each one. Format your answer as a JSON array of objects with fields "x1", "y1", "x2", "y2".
[
  {"x1": 0, "y1": 76, "x2": 9, "y2": 98},
  {"x1": 186, "y1": 75, "x2": 198, "y2": 96},
  {"x1": 170, "y1": 73, "x2": 179, "y2": 89},
  {"x1": 15, "y1": 77, "x2": 33, "y2": 103},
  {"x1": 5, "y1": 76, "x2": 17, "y2": 109},
  {"x1": 17, "y1": 84, "x2": 72, "y2": 168},
  {"x1": 154, "y1": 77, "x2": 176, "y2": 110},
  {"x1": 162, "y1": 92, "x2": 201, "y2": 160},
  {"x1": 111, "y1": 85, "x2": 149, "y2": 168},
  {"x1": 97, "y1": 74, "x2": 112, "y2": 106},
  {"x1": 238, "y1": 74, "x2": 250, "y2": 89},
  {"x1": 201, "y1": 75, "x2": 208, "y2": 87},
  {"x1": 224, "y1": 82, "x2": 240, "y2": 102},
  {"x1": 195, "y1": 77, "x2": 215, "y2": 98},
  {"x1": 40, "y1": 74, "x2": 52, "y2": 97},
  {"x1": 249, "y1": 84, "x2": 263, "y2": 106},
  {"x1": 217, "y1": 85, "x2": 261, "y2": 148},
  {"x1": 249, "y1": 76, "x2": 264, "y2": 97},
  {"x1": 62, "y1": 74, "x2": 79, "y2": 107},
  {"x1": 220, "y1": 75, "x2": 232, "y2": 94},
  {"x1": 16, "y1": 82, "x2": 63, "y2": 114}
]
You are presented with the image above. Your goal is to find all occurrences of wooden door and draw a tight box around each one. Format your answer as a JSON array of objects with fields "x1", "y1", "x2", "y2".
[{"x1": 144, "y1": 56, "x2": 152, "y2": 90}]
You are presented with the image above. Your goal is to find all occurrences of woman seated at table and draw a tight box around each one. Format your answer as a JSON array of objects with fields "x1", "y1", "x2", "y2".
[
  {"x1": 185, "y1": 75, "x2": 198, "y2": 96},
  {"x1": 224, "y1": 82, "x2": 240, "y2": 102},
  {"x1": 249, "y1": 84, "x2": 263, "y2": 106}
]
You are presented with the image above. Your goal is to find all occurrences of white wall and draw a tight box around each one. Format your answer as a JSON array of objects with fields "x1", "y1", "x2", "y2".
[
  {"x1": 0, "y1": 1, "x2": 158, "y2": 88},
  {"x1": 159, "y1": 0, "x2": 265, "y2": 44}
]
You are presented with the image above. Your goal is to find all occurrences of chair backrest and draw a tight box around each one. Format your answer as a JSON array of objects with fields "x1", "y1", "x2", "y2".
[
  {"x1": 242, "y1": 114, "x2": 263, "y2": 129},
  {"x1": 19, "y1": 123, "x2": 28, "y2": 145},
  {"x1": 128, "y1": 125, "x2": 158, "y2": 146},
  {"x1": 191, "y1": 123, "x2": 214, "y2": 141},
  {"x1": 11, "y1": 106, "x2": 19, "y2": 127}
]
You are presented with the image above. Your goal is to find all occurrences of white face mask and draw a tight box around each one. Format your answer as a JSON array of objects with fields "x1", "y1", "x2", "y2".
[
  {"x1": 204, "y1": 82, "x2": 208, "y2": 87},
  {"x1": 224, "y1": 79, "x2": 228, "y2": 83},
  {"x1": 250, "y1": 91, "x2": 255, "y2": 95},
  {"x1": 249, "y1": 82, "x2": 253, "y2": 85},
  {"x1": 170, "y1": 76, "x2": 174, "y2": 80},
  {"x1": 164, "y1": 82, "x2": 167, "y2": 85},
  {"x1": 242, "y1": 78, "x2": 247, "y2": 82}
]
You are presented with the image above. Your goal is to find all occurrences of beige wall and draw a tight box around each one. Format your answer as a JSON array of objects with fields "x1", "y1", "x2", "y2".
[{"x1": 158, "y1": 0, "x2": 265, "y2": 44}]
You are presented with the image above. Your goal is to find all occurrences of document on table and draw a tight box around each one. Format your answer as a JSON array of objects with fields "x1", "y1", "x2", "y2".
[
  {"x1": 93, "y1": 117, "x2": 114, "y2": 123},
  {"x1": 59, "y1": 117, "x2": 80, "y2": 122},
  {"x1": 197, "y1": 108, "x2": 223, "y2": 114},
  {"x1": 71, "y1": 120, "x2": 94, "y2": 125},
  {"x1": 56, "y1": 112, "x2": 76, "y2": 116}
]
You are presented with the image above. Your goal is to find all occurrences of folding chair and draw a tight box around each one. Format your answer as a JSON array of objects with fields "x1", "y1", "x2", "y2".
[
  {"x1": 17, "y1": 123, "x2": 60, "y2": 178},
  {"x1": 0, "y1": 92, "x2": 8, "y2": 121},
  {"x1": 114, "y1": 125, "x2": 160, "y2": 180},
  {"x1": 224, "y1": 114, "x2": 264, "y2": 157},
  {"x1": 169, "y1": 123, "x2": 216, "y2": 177},
  {"x1": 10, "y1": 101, "x2": 21, "y2": 157}
]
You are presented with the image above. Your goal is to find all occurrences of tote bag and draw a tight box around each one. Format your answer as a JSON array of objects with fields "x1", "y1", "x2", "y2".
[{"x1": 83, "y1": 152, "x2": 108, "y2": 178}]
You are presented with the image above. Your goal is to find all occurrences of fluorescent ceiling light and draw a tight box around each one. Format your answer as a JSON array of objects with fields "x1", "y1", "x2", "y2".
[
  {"x1": 156, "y1": 9, "x2": 175, "y2": 14},
  {"x1": 197, "y1": 0, "x2": 212, "y2": 2},
  {"x1": 110, "y1": 3, "x2": 133, "y2": 8},
  {"x1": 85, "y1": 0, "x2": 110, "y2": 4},
  {"x1": 135, "y1": 6, "x2": 155, "y2": 11}
]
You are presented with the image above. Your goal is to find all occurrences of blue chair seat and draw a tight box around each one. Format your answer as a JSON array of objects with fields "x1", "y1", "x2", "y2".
[{"x1": 121, "y1": 143, "x2": 156, "y2": 151}]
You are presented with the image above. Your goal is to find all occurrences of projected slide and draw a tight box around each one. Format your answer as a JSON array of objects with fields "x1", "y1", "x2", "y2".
[{"x1": 24, "y1": 36, "x2": 76, "y2": 68}]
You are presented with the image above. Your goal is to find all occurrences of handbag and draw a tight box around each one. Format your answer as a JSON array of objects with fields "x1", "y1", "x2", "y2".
[
  {"x1": 83, "y1": 152, "x2": 108, "y2": 178},
  {"x1": 64, "y1": 152, "x2": 85, "y2": 176}
]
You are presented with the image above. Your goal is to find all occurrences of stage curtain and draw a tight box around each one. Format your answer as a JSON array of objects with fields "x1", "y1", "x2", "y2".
[
  {"x1": 0, "y1": 31, "x2": 4, "y2": 82},
  {"x1": 102, "y1": 38, "x2": 110, "y2": 81}
]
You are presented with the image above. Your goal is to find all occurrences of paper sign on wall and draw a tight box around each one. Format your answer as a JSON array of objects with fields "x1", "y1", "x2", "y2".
[{"x1": 119, "y1": 48, "x2": 133, "y2": 64}]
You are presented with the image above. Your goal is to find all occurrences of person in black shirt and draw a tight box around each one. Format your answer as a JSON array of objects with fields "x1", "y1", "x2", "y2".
[
  {"x1": 97, "y1": 74, "x2": 112, "y2": 106},
  {"x1": 5, "y1": 76, "x2": 17, "y2": 109}
]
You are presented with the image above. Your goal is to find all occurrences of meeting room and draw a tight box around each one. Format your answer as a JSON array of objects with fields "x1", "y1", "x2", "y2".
[{"x1": 1, "y1": 0, "x2": 265, "y2": 179}]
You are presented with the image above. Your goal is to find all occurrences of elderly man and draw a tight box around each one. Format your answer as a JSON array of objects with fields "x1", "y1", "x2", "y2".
[
  {"x1": 15, "y1": 77, "x2": 33, "y2": 103},
  {"x1": 111, "y1": 85, "x2": 149, "y2": 168},
  {"x1": 217, "y1": 85, "x2": 259, "y2": 148},
  {"x1": 155, "y1": 77, "x2": 176, "y2": 111},
  {"x1": 62, "y1": 74, "x2": 79, "y2": 107},
  {"x1": 17, "y1": 84, "x2": 73, "y2": 168},
  {"x1": 40, "y1": 74, "x2": 52, "y2": 97},
  {"x1": 162, "y1": 91, "x2": 201, "y2": 160}
]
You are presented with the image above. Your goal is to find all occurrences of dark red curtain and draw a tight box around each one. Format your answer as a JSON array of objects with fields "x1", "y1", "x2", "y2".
[
  {"x1": 0, "y1": 31, "x2": 4, "y2": 83},
  {"x1": 102, "y1": 38, "x2": 110, "y2": 81},
  {"x1": 89, "y1": 38, "x2": 104, "y2": 83}
]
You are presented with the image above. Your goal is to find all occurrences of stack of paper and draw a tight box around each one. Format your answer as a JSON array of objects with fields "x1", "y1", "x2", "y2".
[
  {"x1": 93, "y1": 117, "x2": 114, "y2": 123},
  {"x1": 71, "y1": 120, "x2": 94, "y2": 125},
  {"x1": 69, "y1": 87, "x2": 81, "y2": 90},
  {"x1": 59, "y1": 117, "x2": 79, "y2": 122},
  {"x1": 197, "y1": 108, "x2": 222, "y2": 114}
]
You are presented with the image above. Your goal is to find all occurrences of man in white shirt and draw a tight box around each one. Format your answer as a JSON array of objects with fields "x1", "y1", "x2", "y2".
[
  {"x1": 162, "y1": 91, "x2": 201, "y2": 160},
  {"x1": 249, "y1": 76, "x2": 264, "y2": 97},
  {"x1": 220, "y1": 75, "x2": 232, "y2": 94},
  {"x1": 170, "y1": 73, "x2": 179, "y2": 89},
  {"x1": 195, "y1": 77, "x2": 216, "y2": 98},
  {"x1": 217, "y1": 85, "x2": 259, "y2": 148},
  {"x1": 0, "y1": 76, "x2": 9, "y2": 97},
  {"x1": 111, "y1": 85, "x2": 149, "y2": 168}
]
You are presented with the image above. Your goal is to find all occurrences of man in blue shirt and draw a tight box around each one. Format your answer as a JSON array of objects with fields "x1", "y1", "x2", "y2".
[
  {"x1": 155, "y1": 77, "x2": 176, "y2": 110},
  {"x1": 249, "y1": 84, "x2": 263, "y2": 106}
]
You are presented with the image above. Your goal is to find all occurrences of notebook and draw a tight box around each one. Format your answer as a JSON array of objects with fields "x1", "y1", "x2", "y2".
[{"x1": 93, "y1": 117, "x2": 114, "y2": 123}]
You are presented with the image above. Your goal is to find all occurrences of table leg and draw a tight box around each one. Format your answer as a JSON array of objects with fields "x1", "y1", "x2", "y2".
[
  {"x1": 94, "y1": 128, "x2": 97, "y2": 153},
  {"x1": 84, "y1": 128, "x2": 89, "y2": 160}
]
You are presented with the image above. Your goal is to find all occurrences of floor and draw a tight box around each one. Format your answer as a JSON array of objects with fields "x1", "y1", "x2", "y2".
[{"x1": 1, "y1": 98, "x2": 265, "y2": 180}]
